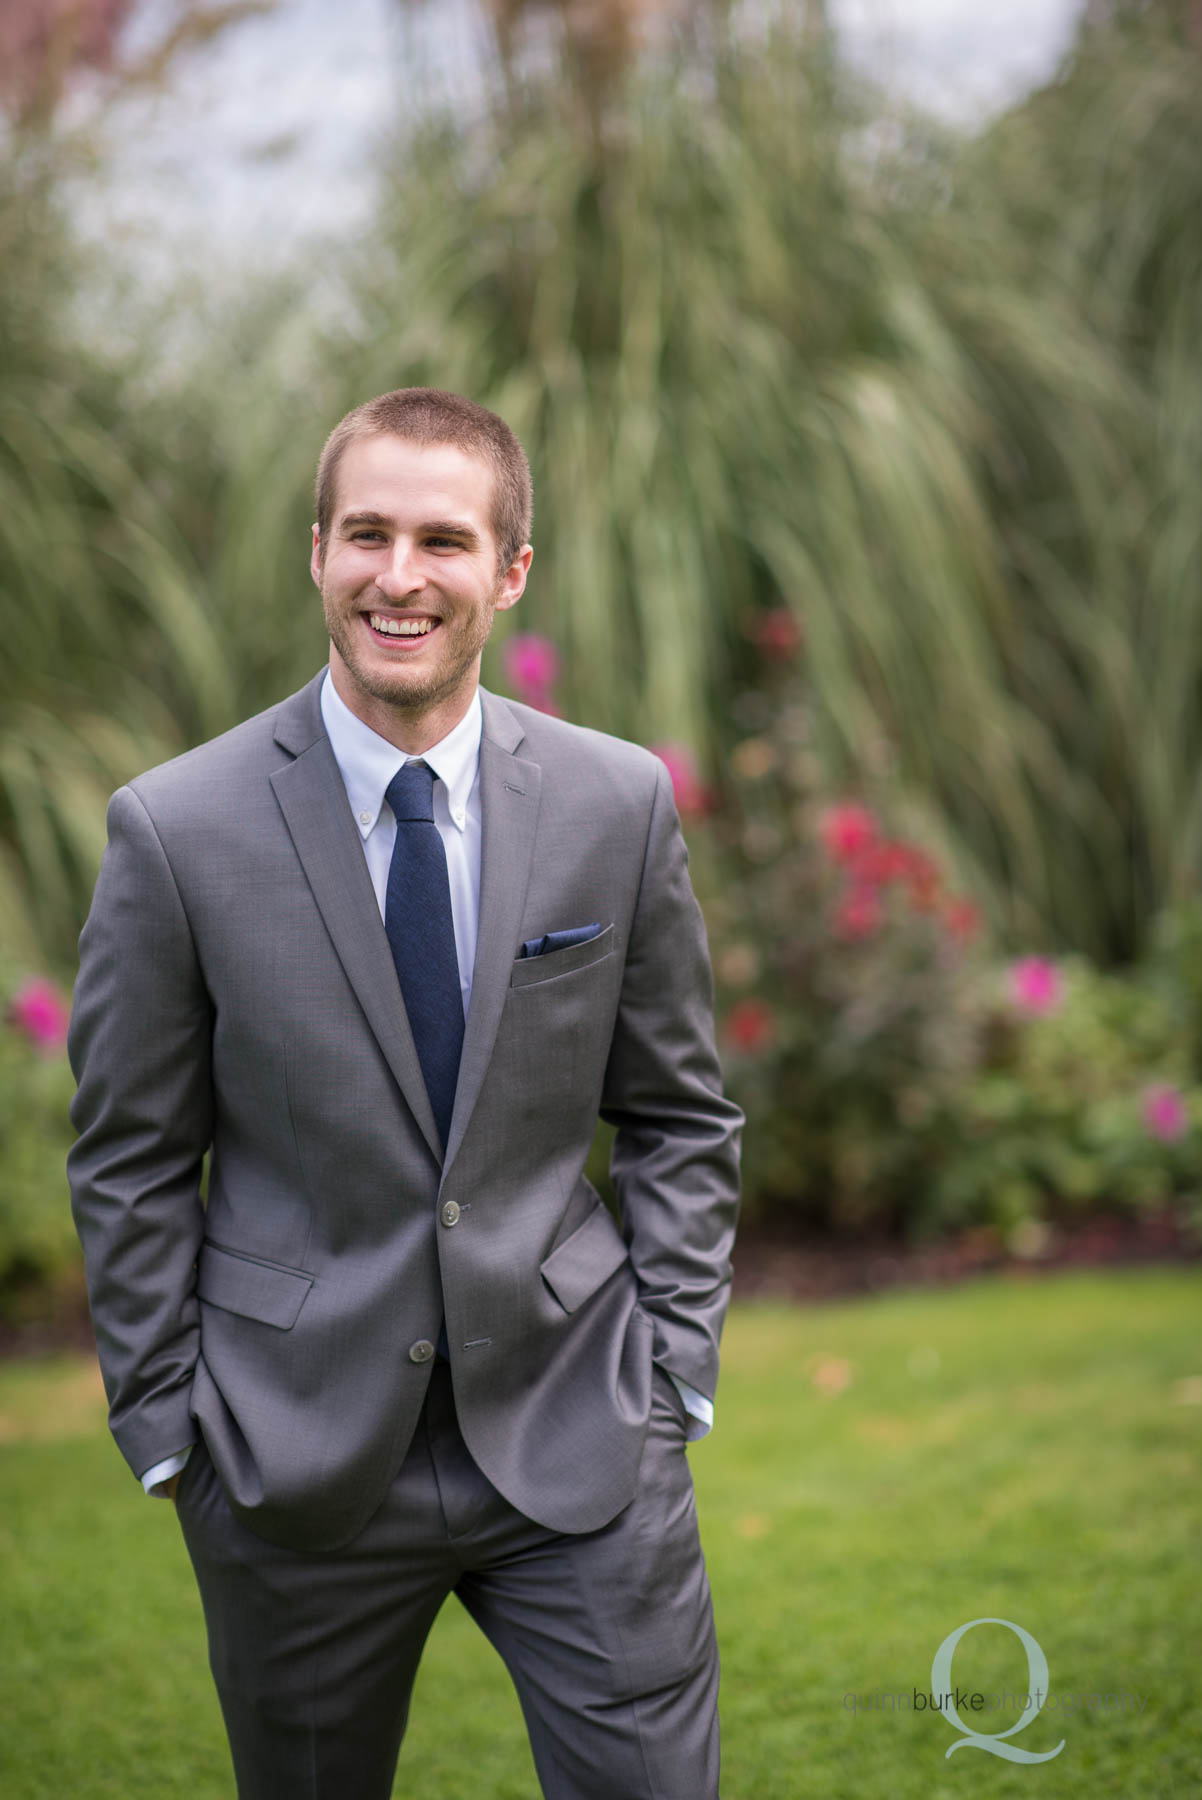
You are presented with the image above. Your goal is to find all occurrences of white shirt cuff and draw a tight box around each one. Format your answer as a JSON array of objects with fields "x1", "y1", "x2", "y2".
[
  {"x1": 141, "y1": 1448, "x2": 192, "y2": 1495},
  {"x1": 670, "y1": 1376, "x2": 714, "y2": 1441}
]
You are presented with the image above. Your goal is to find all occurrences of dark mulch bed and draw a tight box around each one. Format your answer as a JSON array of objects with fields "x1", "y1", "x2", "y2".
[
  {"x1": 0, "y1": 1279, "x2": 98, "y2": 1360},
  {"x1": 731, "y1": 1208, "x2": 1200, "y2": 1303},
  {"x1": 1, "y1": 1211, "x2": 1197, "y2": 1358}
]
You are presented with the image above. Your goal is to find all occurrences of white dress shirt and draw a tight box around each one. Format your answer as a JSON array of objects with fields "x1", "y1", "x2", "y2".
[
  {"x1": 141, "y1": 673, "x2": 709, "y2": 1494},
  {"x1": 321, "y1": 669, "x2": 484, "y2": 998}
]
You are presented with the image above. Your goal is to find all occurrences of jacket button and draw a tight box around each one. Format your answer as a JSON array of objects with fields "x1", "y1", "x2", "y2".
[
  {"x1": 408, "y1": 1339, "x2": 435, "y2": 1364},
  {"x1": 440, "y1": 1200, "x2": 461, "y2": 1227}
]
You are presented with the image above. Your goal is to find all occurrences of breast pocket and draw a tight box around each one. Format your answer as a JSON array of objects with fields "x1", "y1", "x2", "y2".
[
  {"x1": 509, "y1": 924, "x2": 616, "y2": 989},
  {"x1": 495, "y1": 925, "x2": 620, "y2": 1128}
]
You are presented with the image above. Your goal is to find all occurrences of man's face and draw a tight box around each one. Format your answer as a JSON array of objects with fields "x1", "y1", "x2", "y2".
[{"x1": 311, "y1": 433, "x2": 531, "y2": 741}]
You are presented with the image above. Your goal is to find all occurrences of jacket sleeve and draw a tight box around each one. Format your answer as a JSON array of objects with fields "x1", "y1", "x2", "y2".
[
  {"x1": 67, "y1": 784, "x2": 212, "y2": 1482},
  {"x1": 600, "y1": 757, "x2": 743, "y2": 1402}
]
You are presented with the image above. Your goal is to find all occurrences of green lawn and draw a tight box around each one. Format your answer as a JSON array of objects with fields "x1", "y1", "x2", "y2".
[{"x1": 2, "y1": 1270, "x2": 1198, "y2": 1798}]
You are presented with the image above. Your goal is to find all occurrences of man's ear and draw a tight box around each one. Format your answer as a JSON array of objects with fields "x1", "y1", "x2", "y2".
[
  {"x1": 309, "y1": 524, "x2": 322, "y2": 588},
  {"x1": 495, "y1": 544, "x2": 533, "y2": 613}
]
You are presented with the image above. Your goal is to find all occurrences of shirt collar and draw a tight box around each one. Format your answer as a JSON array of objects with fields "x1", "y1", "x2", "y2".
[{"x1": 319, "y1": 670, "x2": 482, "y2": 837}]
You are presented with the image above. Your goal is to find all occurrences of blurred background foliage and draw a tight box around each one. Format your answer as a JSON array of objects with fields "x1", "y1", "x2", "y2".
[{"x1": 2, "y1": 0, "x2": 1202, "y2": 1308}]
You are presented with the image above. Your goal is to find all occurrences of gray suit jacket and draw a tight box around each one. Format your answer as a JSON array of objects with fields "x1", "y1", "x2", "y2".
[{"x1": 68, "y1": 673, "x2": 742, "y2": 1551}]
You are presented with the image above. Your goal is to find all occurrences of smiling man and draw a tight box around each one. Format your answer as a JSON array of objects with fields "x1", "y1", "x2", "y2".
[
  {"x1": 68, "y1": 388, "x2": 742, "y2": 1800},
  {"x1": 315, "y1": 428, "x2": 531, "y2": 743}
]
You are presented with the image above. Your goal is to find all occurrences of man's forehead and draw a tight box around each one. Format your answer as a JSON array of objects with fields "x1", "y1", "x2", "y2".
[{"x1": 332, "y1": 433, "x2": 495, "y2": 524}]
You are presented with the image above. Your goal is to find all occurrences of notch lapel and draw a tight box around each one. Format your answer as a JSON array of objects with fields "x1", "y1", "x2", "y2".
[
  {"x1": 270, "y1": 678, "x2": 443, "y2": 1164},
  {"x1": 441, "y1": 691, "x2": 542, "y2": 1178}
]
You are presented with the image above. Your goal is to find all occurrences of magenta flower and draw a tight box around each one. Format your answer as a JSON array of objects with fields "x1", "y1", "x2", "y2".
[
  {"x1": 10, "y1": 976, "x2": 70, "y2": 1053},
  {"x1": 818, "y1": 803, "x2": 878, "y2": 867},
  {"x1": 503, "y1": 634, "x2": 560, "y2": 702},
  {"x1": 724, "y1": 998, "x2": 776, "y2": 1052},
  {"x1": 1142, "y1": 1083, "x2": 1189, "y2": 1142},
  {"x1": 649, "y1": 744, "x2": 708, "y2": 819},
  {"x1": 1009, "y1": 956, "x2": 1063, "y2": 1016}
]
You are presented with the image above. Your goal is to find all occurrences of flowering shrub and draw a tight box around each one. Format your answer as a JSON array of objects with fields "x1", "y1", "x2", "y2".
[
  {"x1": 683, "y1": 650, "x2": 1202, "y2": 1238},
  {"x1": 697, "y1": 716, "x2": 994, "y2": 1232},
  {"x1": 0, "y1": 973, "x2": 80, "y2": 1318},
  {"x1": 930, "y1": 959, "x2": 1202, "y2": 1233}
]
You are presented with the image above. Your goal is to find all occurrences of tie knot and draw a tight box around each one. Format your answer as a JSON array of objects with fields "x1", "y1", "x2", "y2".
[{"x1": 386, "y1": 760, "x2": 436, "y2": 823}]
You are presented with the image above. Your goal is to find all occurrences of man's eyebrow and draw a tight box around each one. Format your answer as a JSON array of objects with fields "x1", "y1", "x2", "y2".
[
  {"x1": 336, "y1": 511, "x2": 481, "y2": 544},
  {"x1": 421, "y1": 519, "x2": 481, "y2": 543}
]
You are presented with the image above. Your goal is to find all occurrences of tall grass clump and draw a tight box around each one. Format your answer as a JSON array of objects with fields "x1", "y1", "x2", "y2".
[
  {"x1": 312, "y1": 9, "x2": 1201, "y2": 960},
  {"x1": 3, "y1": 6, "x2": 1201, "y2": 970},
  {"x1": 0, "y1": 121, "x2": 239, "y2": 968}
]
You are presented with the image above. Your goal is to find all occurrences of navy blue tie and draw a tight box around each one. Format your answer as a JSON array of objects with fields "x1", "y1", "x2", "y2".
[{"x1": 384, "y1": 761, "x2": 464, "y2": 1154}]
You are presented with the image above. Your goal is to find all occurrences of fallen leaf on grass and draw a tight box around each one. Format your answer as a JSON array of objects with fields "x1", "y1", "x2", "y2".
[
  {"x1": 733, "y1": 1513, "x2": 772, "y2": 1539},
  {"x1": 808, "y1": 1354, "x2": 853, "y2": 1395}
]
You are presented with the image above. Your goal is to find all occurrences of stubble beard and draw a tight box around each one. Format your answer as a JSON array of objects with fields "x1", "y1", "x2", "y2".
[{"x1": 322, "y1": 582, "x2": 499, "y2": 718}]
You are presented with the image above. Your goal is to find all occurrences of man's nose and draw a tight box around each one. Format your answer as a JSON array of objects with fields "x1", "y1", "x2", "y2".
[{"x1": 376, "y1": 540, "x2": 426, "y2": 598}]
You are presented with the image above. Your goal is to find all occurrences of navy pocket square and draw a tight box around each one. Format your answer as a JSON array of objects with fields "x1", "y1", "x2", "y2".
[{"x1": 519, "y1": 923, "x2": 603, "y2": 960}]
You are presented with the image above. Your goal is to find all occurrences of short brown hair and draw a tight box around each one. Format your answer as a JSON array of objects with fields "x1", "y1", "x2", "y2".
[{"x1": 315, "y1": 388, "x2": 533, "y2": 571}]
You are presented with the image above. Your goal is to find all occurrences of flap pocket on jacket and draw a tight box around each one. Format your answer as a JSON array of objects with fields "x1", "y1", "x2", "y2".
[
  {"x1": 540, "y1": 1201, "x2": 630, "y2": 1313},
  {"x1": 197, "y1": 1241, "x2": 314, "y2": 1330},
  {"x1": 510, "y1": 924, "x2": 616, "y2": 989}
]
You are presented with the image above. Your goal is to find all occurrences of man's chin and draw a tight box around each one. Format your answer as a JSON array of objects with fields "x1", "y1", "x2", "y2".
[{"x1": 332, "y1": 645, "x2": 471, "y2": 720}]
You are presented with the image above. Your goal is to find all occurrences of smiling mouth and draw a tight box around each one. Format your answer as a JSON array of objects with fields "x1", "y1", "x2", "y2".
[{"x1": 366, "y1": 613, "x2": 441, "y2": 645}]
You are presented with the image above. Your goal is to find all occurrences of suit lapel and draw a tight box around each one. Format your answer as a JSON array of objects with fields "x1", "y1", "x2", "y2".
[
  {"x1": 441, "y1": 688, "x2": 542, "y2": 1178},
  {"x1": 270, "y1": 675, "x2": 443, "y2": 1164}
]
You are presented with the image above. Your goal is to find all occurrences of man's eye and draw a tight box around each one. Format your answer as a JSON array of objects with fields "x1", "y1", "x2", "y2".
[{"x1": 352, "y1": 531, "x2": 385, "y2": 543}]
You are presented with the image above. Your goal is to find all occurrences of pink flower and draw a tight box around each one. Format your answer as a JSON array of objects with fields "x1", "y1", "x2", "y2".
[
  {"x1": 854, "y1": 839, "x2": 913, "y2": 887},
  {"x1": 833, "y1": 885, "x2": 883, "y2": 942},
  {"x1": 9, "y1": 977, "x2": 70, "y2": 1053},
  {"x1": 502, "y1": 634, "x2": 560, "y2": 702},
  {"x1": 1009, "y1": 956, "x2": 1063, "y2": 1015},
  {"x1": 753, "y1": 607, "x2": 802, "y2": 661},
  {"x1": 650, "y1": 744, "x2": 708, "y2": 818},
  {"x1": 724, "y1": 998, "x2": 776, "y2": 1052},
  {"x1": 943, "y1": 897, "x2": 982, "y2": 942},
  {"x1": 1142, "y1": 1083, "x2": 1189, "y2": 1142},
  {"x1": 818, "y1": 803, "x2": 878, "y2": 866}
]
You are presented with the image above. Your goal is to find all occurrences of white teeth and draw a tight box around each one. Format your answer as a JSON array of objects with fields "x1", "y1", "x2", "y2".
[{"x1": 369, "y1": 614, "x2": 435, "y2": 637}]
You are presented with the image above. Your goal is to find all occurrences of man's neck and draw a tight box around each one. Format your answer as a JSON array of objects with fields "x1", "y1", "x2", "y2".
[{"x1": 326, "y1": 654, "x2": 480, "y2": 756}]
